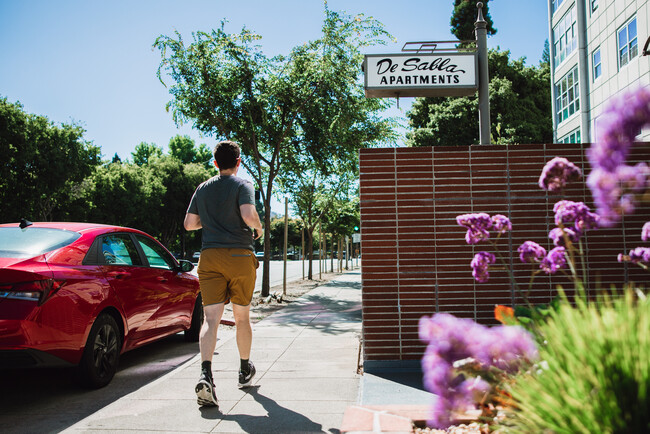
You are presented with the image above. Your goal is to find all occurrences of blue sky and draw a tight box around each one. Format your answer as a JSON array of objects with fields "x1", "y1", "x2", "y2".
[{"x1": 1, "y1": 0, "x2": 548, "y2": 212}]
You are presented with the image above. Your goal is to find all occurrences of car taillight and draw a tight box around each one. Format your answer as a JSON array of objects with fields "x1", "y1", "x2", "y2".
[{"x1": 0, "y1": 279, "x2": 65, "y2": 305}]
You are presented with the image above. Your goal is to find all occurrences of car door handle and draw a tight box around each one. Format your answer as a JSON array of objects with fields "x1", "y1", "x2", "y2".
[
  {"x1": 107, "y1": 271, "x2": 131, "y2": 279},
  {"x1": 156, "y1": 276, "x2": 168, "y2": 282}
]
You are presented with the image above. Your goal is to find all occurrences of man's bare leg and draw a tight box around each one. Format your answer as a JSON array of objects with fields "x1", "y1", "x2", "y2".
[
  {"x1": 232, "y1": 303, "x2": 252, "y2": 359},
  {"x1": 200, "y1": 303, "x2": 225, "y2": 361}
]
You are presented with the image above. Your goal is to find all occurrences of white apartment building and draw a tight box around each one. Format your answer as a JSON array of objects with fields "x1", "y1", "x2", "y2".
[{"x1": 548, "y1": 0, "x2": 650, "y2": 143}]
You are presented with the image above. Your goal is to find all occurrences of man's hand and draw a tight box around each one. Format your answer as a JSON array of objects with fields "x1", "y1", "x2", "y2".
[{"x1": 252, "y1": 228, "x2": 264, "y2": 240}]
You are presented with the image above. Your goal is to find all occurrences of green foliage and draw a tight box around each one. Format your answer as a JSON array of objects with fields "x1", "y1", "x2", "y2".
[
  {"x1": 502, "y1": 291, "x2": 650, "y2": 433},
  {"x1": 168, "y1": 135, "x2": 213, "y2": 169},
  {"x1": 268, "y1": 217, "x2": 304, "y2": 255},
  {"x1": 322, "y1": 195, "x2": 360, "y2": 238},
  {"x1": 132, "y1": 142, "x2": 163, "y2": 166},
  {"x1": 84, "y1": 155, "x2": 212, "y2": 251},
  {"x1": 84, "y1": 162, "x2": 165, "y2": 235},
  {"x1": 406, "y1": 49, "x2": 552, "y2": 146},
  {"x1": 450, "y1": 0, "x2": 496, "y2": 41},
  {"x1": 0, "y1": 97, "x2": 101, "y2": 222}
]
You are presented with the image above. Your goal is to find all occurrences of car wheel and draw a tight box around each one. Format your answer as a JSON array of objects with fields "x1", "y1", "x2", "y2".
[
  {"x1": 78, "y1": 313, "x2": 121, "y2": 388},
  {"x1": 184, "y1": 294, "x2": 203, "y2": 342}
]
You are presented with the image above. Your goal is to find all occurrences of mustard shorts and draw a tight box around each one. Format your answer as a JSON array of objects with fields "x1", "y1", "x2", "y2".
[{"x1": 197, "y1": 248, "x2": 259, "y2": 306}]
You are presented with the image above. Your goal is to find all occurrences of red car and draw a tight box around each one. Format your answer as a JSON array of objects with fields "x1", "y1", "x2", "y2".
[{"x1": 0, "y1": 221, "x2": 203, "y2": 388}]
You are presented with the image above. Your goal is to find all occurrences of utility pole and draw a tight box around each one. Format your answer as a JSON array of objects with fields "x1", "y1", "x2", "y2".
[
  {"x1": 283, "y1": 197, "x2": 288, "y2": 296},
  {"x1": 476, "y1": 2, "x2": 491, "y2": 144}
]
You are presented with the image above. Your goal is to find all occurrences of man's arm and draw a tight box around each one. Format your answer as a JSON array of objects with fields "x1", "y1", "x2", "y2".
[
  {"x1": 240, "y1": 204, "x2": 263, "y2": 240},
  {"x1": 184, "y1": 212, "x2": 202, "y2": 231}
]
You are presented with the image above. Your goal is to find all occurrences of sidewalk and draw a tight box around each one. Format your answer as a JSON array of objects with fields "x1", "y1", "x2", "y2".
[{"x1": 63, "y1": 270, "x2": 363, "y2": 434}]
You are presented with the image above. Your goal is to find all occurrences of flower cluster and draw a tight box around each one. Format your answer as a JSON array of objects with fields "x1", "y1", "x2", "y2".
[
  {"x1": 586, "y1": 87, "x2": 650, "y2": 227},
  {"x1": 456, "y1": 213, "x2": 494, "y2": 244},
  {"x1": 540, "y1": 246, "x2": 567, "y2": 274},
  {"x1": 553, "y1": 200, "x2": 600, "y2": 231},
  {"x1": 618, "y1": 247, "x2": 650, "y2": 265},
  {"x1": 471, "y1": 251, "x2": 495, "y2": 283},
  {"x1": 643, "y1": 222, "x2": 650, "y2": 242},
  {"x1": 517, "y1": 241, "x2": 546, "y2": 263},
  {"x1": 618, "y1": 223, "x2": 650, "y2": 267},
  {"x1": 538, "y1": 157, "x2": 582, "y2": 192},
  {"x1": 419, "y1": 313, "x2": 538, "y2": 429}
]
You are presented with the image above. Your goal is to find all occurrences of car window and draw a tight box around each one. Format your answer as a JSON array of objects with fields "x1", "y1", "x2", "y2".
[
  {"x1": 135, "y1": 235, "x2": 175, "y2": 270},
  {"x1": 0, "y1": 227, "x2": 80, "y2": 258},
  {"x1": 101, "y1": 234, "x2": 141, "y2": 266}
]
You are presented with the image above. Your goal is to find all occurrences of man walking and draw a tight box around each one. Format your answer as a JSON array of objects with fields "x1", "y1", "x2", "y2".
[{"x1": 184, "y1": 140, "x2": 263, "y2": 407}]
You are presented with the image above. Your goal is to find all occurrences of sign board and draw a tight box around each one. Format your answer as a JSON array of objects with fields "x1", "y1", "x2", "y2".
[
  {"x1": 363, "y1": 52, "x2": 478, "y2": 98},
  {"x1": 352, "y1": 233, "x2": 361, "y2": 243}
]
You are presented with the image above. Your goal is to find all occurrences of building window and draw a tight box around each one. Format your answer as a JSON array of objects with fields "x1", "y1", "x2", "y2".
[
  {"x1": 552, "y1": 0, "x2": 565, "y2": 14},
  {"x1": 618, "y1": 17, "x2": 638, "y2": 68},
  {"x1": 591, "y1": 0, "x2": 599, "y2": 13},
  {"x1": 592, "y1": 48, "x2": 601, "y2": 81},
  {"x1": 553, "y1": 5, "x2": 577, "y2": 68},
  {"x1": 556, "y1": 66, "x2": 580, "y2": 124},
  {"x1": 559, "y1": 129, "x2": 581, "y2": 144}
]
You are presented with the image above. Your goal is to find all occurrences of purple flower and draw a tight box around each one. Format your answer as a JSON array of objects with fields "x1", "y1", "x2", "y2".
[
  {"x1": 553, "y1": 200, "x2": 600, "y2": 231},
  {"x1": 587, "y1": 87, "x2": 650, "y2": 225},
  {"x1": 587, "y1": 164, "x2": 649, "y2": 227},
  {"x1": 419, "y1": 313, "x2": 539, "y2": 429},
  {"x1": 429, "y1": 394, "x2": 455, "y2": 429},
  {"x1": 540, "y1": 246, "x2": 567, "y2": 274},
  {"x1": 629, "y1": 247, "x2": 650, "y2": 264},
  {"x1": 458, "y1": 377, "x2": 491, "y2": 405},
  {"x1": 548, "y1": 227, "x2": 581, "y2": 247},
  {"x1": 457, "y1": 213, "x2": 492, "y2": 244},
  {"x1": 538, "y1": 157, "x2": 582, "y2": 192},
  {"x1": 478, "y1": 325, "x2": 539, "y2": 373},
  {"x1": 419, "y1": 314, "x2": 483, "y2": 361},
  {"x1": 642, "y1": 222, "x2": 650, "y2": 242},
  {"x1": 471, "y1": 251, "x2": 495, "y2": 283},
  {"x1": 491, "y1": 214, "x2": 512, "y2": 234},
  {"x1": 517, "y1": 241, "x2": 546, "y2": 263},
  {"x1": 421, "y1": 350, "x2": 454, "y2": 396},
  {"x1": 588, "y1": 87, "x2": 650, "y2": 172}
]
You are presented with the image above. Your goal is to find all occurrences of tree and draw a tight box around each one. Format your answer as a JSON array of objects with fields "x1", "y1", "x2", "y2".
[
  {"x1": 148, "y1": 156, "x2": 213, "y2": 249},
  {"x1": 132, "y1": 142, "x2": 163, "y2": 166},
  {"x1": 153, "y1": 5, "x2": 394, "y2": 295},
  {"x1": 0, "y1": 97, "x2": 101, "y2": 222},
  {"x1": 541, "y1": 39, "x2": 550, "y2": 65},
  {"x1": 168, "y1": 134, "x2": 213, "y2": 169},
  {"x1": 406, "y1": 49, "x2": 552, "y2": 146},
  {"x1": 450, "y1": 0, "x2": 496, "y2": 41},
  {"x1": 84, "y1": 162, "x2": 165, "y2": 235},
  {"x1": 268, "y1": 217, "x2": 303, "y2": 257}
]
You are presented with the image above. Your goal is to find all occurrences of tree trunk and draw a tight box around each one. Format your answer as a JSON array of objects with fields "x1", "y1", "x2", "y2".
[{"x1": 261, "y1": 196, "x2": 272, "y2": 297}]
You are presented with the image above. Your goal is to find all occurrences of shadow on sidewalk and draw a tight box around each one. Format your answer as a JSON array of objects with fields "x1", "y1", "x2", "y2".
[
  {"x1": 201, "y1": 386, "x2": 340, "y2": 433},
  {"x1": 264, "y1": 293, "x2": 362, "y2": 336}
]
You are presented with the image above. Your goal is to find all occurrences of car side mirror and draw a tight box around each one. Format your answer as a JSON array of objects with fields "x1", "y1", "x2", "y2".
[{"x1": 178, "y1": 259, "x2": 194, "y2": 273}]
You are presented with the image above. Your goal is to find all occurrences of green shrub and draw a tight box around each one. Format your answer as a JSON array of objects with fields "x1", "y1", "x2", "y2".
[{"x1": 501, "y1": 291, "x2": 650, "y2": 433}]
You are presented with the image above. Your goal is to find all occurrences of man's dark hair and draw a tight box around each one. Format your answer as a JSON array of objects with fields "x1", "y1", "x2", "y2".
[{"x1": 213, "y1": 140, "x2": 240, "y2": 170}]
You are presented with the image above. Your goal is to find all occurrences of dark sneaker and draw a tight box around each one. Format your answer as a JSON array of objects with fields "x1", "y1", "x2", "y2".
[
  {"x1": 195, "y1": 371, "x2": 218, "y2": 407},
  {"x1": 238, "y1": 361, "x2": 256, "y2": 388}
]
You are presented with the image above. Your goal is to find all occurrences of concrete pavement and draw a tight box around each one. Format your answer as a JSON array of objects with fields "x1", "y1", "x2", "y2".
[{"x1": 63, "y1": 270, "x2": 363, "y2": 434}]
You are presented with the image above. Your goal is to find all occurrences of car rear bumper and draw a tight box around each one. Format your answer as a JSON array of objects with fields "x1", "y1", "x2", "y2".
[
  {"x1": 0, "y1": 348, "x2": 74, "y2": 369},
  {"x1": 0, "y1": 319, "x2": 84, "y2": 365}
]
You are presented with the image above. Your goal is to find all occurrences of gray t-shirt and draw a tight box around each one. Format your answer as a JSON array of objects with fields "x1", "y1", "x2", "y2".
[{"x1": 187, "y1": 175, "x2": 256, "y2": 251}]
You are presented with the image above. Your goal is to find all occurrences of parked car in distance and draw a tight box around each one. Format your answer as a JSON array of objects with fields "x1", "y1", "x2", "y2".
[{"x1": 0, "y1": 221, "x2": 203, "y2": 388}]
